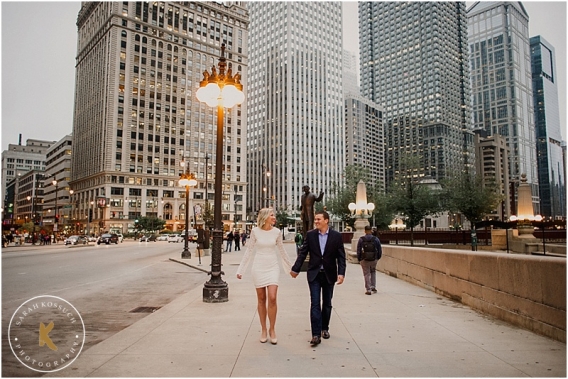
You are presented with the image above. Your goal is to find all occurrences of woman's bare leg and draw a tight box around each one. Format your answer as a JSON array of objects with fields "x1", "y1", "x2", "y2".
[{"x1": 256, "y1": 287, "x2": 268, "y2": 341}]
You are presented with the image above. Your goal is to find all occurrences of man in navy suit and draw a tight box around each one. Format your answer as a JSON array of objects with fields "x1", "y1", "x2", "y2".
[{"x1": 291, "y1": 210, "x2": 346, "y2": 346}]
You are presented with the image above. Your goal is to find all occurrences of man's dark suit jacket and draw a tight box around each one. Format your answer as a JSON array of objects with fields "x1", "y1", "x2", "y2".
[{"x1": 291, "y1": 228, "x2": 346, "y2": 284}]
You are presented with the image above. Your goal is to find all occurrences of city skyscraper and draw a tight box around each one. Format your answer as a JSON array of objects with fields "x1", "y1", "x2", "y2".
[
  {"x1": 246, "y1": 2, "x2": 344, "y2": 217},
  {"x1": 468, "y1": 2, "x2": 540, "y2": 213},
  {"x1": 359, "y1": 2, "x2": 473, "y2": 187},
  {"x1": 343, "y1": 49, "x2": 360, "y2": 96},
  {"x1": 71, "y1": 2, "x2": 249, "y2": 234},
  {"x1": 344, "y1": 94, "x2": 384, "y2": 191},
  {"x1": 530, "y1": 35, "x2": 566, "y2": 219}
]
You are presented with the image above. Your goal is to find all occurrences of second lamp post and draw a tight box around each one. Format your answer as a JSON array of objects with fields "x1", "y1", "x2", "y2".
[{"x1": 179, "y1": 172, "x2": 197, "y2": 259}]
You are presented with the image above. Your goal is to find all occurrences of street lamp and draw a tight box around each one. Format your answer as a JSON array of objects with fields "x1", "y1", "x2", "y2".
[
  {"x1": 348, "y1": 180, "x2": 375, "y2": 252},
  {"x1": 52, "y1": 179, "x2": 59, "y2": 234},
  {"x1": 261, "y1": 165, "x2": 271, "y2": 208},
  {"x1": 179, "y1": 172, "x2": 197, "y2": 259},
  {"x1": 26, "y1": 195, "x2": 36, "y2": 244},
  {"x1": 196, "y1": 43, "x2": 244, "y2": 303},
  {"x1": 69, "y1": 189, "x2": 74, "y2": 234}
]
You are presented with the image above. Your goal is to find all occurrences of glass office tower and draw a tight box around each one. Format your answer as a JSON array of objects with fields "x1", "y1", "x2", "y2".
[
  {"x1": 468, "y1": 2, "x2": 540, "y2": 212},
  {"x1": 530, "y1": 35, "x2": 566, "y2": 219},
  {"x1": 359, "y1": 2, "x2": 473, "y2": 187}
]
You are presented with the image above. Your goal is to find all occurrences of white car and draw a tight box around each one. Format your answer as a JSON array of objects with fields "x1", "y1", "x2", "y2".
[
  {"x1": 168, "y1": 234, "x2": 183, "y2": 243},
  {"x1": 156, "y1": 235, "x2": 168, "y2": 241}
]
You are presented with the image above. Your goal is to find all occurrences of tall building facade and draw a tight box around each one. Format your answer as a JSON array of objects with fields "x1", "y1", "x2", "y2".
[
  {"x1": 246, "y1": 2, "x2": 344, "y2": 217},
  {"x1": 43, "y1": 135, "x2": 74, "y2": 234},
  {"x1": 474, "y1": 130, "x2": 511, "y2": 220},
  {"x1": 343, "y1": 49, "x2": 360, "y2": 96},
  {"x1": 2, "y1": 138, "x2": 54, "y2": 212},
  {"x1": 344, "y1": 94, "x2": 384, "y2": 191},
  {"x1": 467, "y1": 2, "x2": 539, "y2": 212},
  {"x1": 359, "y1": 2, "x2": 473, "y2": 187},
  {"x1": 71, "y1": 2, "x2": 249, "y2": 234},
  {"x1": 530, "y1": 35, "x2": 566, "y2": 219}
]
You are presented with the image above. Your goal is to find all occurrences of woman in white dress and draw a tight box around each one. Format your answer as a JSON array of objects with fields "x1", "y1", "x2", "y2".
[{"x1": 236, "y1": 208, "x2": 293, "y2": 344}]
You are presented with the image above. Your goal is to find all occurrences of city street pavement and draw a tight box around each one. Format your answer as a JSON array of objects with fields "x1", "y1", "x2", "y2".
[{"x1": 44, "y1": 242, "x2": 565, "y2": 377}]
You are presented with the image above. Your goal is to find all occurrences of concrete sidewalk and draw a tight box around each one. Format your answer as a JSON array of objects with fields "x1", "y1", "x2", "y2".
[{"x1": 48, "y1": 243, "x2": 565, "y2": 377}]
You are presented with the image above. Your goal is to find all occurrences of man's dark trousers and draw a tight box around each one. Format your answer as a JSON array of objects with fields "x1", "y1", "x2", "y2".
[{"x1": 309, "y1": 270, "x2": 335, "y2": 337}]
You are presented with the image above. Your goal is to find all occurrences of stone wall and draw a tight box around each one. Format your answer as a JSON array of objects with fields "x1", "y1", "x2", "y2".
[{"x1": 375, "y1": 246, "x2": 566, "y2": 342}]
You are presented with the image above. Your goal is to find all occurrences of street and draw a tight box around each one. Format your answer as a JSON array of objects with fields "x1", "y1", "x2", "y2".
[{"x1": 2, "y1": 240, "x2": 207, "y2": 377}]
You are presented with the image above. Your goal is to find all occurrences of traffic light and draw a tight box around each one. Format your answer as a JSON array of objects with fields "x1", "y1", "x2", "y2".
[
  {"x1": 88, "y1": 209, "x2": 93, "y2": 222},
  {"x1": 55, "y1": 215, "x2": 60, "y2": 223}
]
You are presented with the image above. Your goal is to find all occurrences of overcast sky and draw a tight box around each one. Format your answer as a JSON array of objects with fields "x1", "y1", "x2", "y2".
[{"x1": 2, "y1": 2, "x2": 566, "y2": 152}]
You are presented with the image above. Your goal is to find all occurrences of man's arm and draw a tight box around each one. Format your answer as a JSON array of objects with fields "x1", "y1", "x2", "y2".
[
  {"x1": 336, "y1": 232, "x2": 346, "y2": 282},
  {"x1": 290, "y1": 236, "x2": 309, "y2": 277},
  {"x1": 315, "y1": 191, "x2": 324, "y2": 202}
]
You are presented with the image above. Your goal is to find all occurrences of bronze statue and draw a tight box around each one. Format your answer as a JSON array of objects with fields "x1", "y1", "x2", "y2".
[{"x1": 300, "y1": 185, "x2": 324, "y2": 237}]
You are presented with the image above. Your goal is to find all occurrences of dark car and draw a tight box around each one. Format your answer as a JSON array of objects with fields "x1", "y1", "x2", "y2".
[
  {"x1": 97, "y1": 233, "x2": 119, "y2": 245},
  {"x1": 140, "y1": 235, "x2": 157, "y2": 242},
  {"x1": 64, "y1": 235, "x2": 88, "y2": 246}
]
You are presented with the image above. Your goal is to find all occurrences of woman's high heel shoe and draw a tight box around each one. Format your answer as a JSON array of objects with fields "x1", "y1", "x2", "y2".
[
  {"x1": 260, "y1": 331, "x2": 268, "y2": 343},
  {"x1": 269, "y1": 331, "x2": 277, "y2": 345}
]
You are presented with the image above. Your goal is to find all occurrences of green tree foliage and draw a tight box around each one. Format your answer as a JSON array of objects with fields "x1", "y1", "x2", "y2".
[
  {"x1": 275, "y1": 207, "x2": 294, "y2": 228},
  {"x1": 136, "y1": 216, "x2": 166, "y2": 233},
  {"x1": 201, "y1": 201, "x2": 214, "y2": 229},
  {"x1": 388, "y1": 156, "x2": 441, "y2": 245},
  {"x1": 441, "y1": 172, "x2": 504, "y2": 226}
]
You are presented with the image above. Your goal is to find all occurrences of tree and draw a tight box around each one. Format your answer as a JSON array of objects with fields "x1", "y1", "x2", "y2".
[
  {"x1": 275, "y1": 207, "x2": 294, "y2": 228},
  {"x1": 136, "y1": 216, "x2": 166, "y2": 234},
  {"x1": 201, "y1": 201, "x2": 214, "y2": 229},
  {"x1": 388, "y1": 156, "x2": 441, "y2": 245},
  {"x1": 441, "y1": 172, "x2": 504, "y2": 226}
]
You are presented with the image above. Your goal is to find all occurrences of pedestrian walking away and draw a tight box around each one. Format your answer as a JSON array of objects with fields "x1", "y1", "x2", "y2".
[
  {"x1": 356, "y1": 225, "x2": 382, "y2": 295},
  {"x1": 241, "y1": 231, "x2": 247, "y2": 246},
  {"x1": 290, "y1": 210, "x2": 346, "y2": 347},
  {"x1": 236, "y1": 208, "x2": 293, "y2": 345},
  {"x1": 225, "y1": 230, "x2": 234, "y2": 252},
  {"x1": 234, "y1": 230, "x2": 241, "y2": 251}
]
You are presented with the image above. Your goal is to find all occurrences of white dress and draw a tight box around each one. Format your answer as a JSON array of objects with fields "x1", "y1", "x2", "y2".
[{"x1": 236, "y1": 227, "x2": 293, "y2": 288}]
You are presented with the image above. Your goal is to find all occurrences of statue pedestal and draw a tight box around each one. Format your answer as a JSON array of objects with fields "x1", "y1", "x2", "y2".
[{"x1": 350, "y1": 217, "x2": 370, "y2": 253}]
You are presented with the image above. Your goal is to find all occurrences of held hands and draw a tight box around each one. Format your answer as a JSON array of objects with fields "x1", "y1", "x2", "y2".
[
  {"x1": 236, "y1": 274, "x2": 242, "y2": 279},
  {"x1": 336, "y1": 275, "x2": 344, "y2": 285},
  {"x1": 290, "y1": 271, "x2": 298, "y2": 278}
]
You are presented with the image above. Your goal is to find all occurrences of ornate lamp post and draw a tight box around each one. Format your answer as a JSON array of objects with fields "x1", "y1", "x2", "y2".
[
  {"x1": 348, "y1": 180, "x2": 375, "y2": 252},
  {"x1": 26, "y1": 194, "x2": 36, "y2": 244},
  {"x1": 179, "y1": 172, "x2": 197, "y2": 259},
  {"x1": 69, "y1": 189, "x2": 74, "y2": 234},
  {"x1": 196, "y1": 43, "x2": 244, "y2": 303},
  {"x1": 52, "y1": 179, "x2": 59, "y2": 233}
]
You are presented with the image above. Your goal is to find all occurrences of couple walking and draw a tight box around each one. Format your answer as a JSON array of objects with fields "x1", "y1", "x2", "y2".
[{"x1": 236, "y1": 208, "x2": 346, "y2": 346}]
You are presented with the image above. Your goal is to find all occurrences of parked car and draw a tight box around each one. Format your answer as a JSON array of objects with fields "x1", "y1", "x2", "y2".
[
  {"x1": 64, "y1": 235, "x2": 88, "y2": 246},
  {"x1": 116, "y1": 234, "x2": 124, "y2": 243},
  {"x1": 87, "y1": 236, "x2": 98, "y2": 242},
  {"x1": 156, "y1": 235, "x2": 168, "y2": 241},
  {"x1": 139, "y1": 235, "x2": 157, "y2": 242},
  {"x1": 167, "y1": 234, "x2": 183, "y2": 243},
  {"x1": 97, "y1": 233, "x2": 119, "y2": 245}
]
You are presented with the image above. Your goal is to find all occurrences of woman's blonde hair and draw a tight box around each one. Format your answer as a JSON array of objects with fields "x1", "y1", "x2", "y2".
[{"x1": 257, "y1": 208, "x2": 273, "y2": 228}]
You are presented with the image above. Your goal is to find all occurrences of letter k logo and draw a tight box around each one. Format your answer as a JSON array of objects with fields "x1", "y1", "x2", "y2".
[{"x1": 39, "y1": 321, "x2": 58, "y2": 351}]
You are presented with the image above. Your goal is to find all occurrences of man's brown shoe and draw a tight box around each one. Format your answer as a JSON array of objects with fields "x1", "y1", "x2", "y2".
[
  {"x1": 365, "y1": 291, "x2": 372, "y2": 295},
  {"x1": 322, "y1": 330, "x2": 330, "y2": 339},
  {"x1": 310, "y1": 336, "x2": 321, "y2": 346}
]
